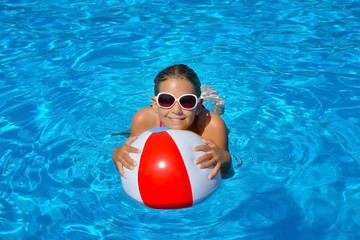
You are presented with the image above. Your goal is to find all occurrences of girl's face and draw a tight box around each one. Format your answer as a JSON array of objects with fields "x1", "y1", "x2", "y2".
[{"x1": 152, "y1": 77, "x2": 202, "y2": 130}]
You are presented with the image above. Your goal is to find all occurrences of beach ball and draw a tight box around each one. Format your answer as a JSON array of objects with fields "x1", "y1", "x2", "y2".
[{"x1": 121, "y1": 128, "x2": 221, "y2": 209}]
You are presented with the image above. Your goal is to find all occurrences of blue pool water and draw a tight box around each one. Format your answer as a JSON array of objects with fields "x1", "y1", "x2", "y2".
[{"x1": 1, "y1": 0, "x2": 360, "y2": 239}]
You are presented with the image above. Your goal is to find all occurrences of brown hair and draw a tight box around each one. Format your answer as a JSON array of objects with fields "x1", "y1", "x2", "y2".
[{"x1": 154, "y1": 64, "x2": 202, "y2": 97}]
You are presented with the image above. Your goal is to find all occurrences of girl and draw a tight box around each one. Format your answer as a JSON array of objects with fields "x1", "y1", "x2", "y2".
[{"x1": 112, "y1": 64, "x2": 234, "y2": 179}]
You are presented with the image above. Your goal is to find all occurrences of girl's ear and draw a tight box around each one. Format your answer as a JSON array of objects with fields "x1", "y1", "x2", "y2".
[{"x1": 151, "y1": 96, "x2": 158, "y2": 113}]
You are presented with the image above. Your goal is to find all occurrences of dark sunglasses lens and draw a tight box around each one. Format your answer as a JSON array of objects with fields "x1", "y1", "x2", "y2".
[
  {"x1": 180, "y1": 95, "x2": 196, "y2": 109},
  {"x1": 158, "y1": 94, "x2": 175, "y2": 107}
]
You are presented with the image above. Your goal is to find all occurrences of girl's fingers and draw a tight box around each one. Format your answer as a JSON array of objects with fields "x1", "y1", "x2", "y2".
[
  {"x1": 121, "y1": 151, "x2": 137, "y2": 169},
  {"x1": 193, "y1": 144, "x2": 210, "y2": 152},
  {"x1": 209, "y1": 163, "x2": 221, "y2": 179},
  {"x1": 194, "y1": 153, "x2": 212, "y2": 165},
  {"x1": 112, "y1": 145, "x2": 139, "y2": 170},
  {"x1": 127, "y1": 145, "x2": 141, "y2": 154},
  {"x1": 126, "y1": 145, "x2": 140, "y2": 167},
  {"x1": 193, "y1": 139, "x2": 215, "y2": 151},
  {"x1": 124, "y1": 136, "x2": 141, "y2": 154},
  {"x1": 125, "y1": 136, "x2": 138, "y2": 145},
  {"x1": 202, "y1": 138, "x2": 215, "y2": 146},
  {"x1": 112, "y1": 136, "x2": 141, "y2": 179},
  {"x1": 198, "y1": 159, "x2": 215, "y2": 169},
  {"x1": 115, "y1": 161, "x2": 126, "y2": 178}
]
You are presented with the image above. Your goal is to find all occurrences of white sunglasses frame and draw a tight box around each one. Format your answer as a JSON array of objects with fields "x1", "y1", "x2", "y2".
[{"x1": 156, "y1": 92, "x2": 200, "y2": 110}]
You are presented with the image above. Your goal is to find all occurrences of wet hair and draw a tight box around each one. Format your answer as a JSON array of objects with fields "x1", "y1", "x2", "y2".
[{"x1": 154, "y1": 64, "x2": 202, "y2": 97}]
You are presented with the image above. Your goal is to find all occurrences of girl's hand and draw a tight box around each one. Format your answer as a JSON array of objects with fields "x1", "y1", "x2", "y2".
[
  {"x1": 112, "y1": 136, "x2": 140, "y2": 178},
  {"x1": 193, "y1": 139, "x2": 231, "y2": 179}
]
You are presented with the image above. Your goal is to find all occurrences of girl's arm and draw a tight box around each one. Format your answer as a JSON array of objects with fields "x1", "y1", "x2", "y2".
[{"x1": 112, "y1": 107, "x2": 157, "y2": 178}]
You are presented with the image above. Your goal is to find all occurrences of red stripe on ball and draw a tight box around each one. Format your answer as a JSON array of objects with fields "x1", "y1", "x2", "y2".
[{"x1": 138, "y1": 131, "x2": 193, "y2": 209}]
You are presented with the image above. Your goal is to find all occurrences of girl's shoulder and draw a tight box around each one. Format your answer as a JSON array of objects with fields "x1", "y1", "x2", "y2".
[
  {"x1": 198, "y1": 107, "x2": 226, "y2": 133},
  {"x1": 134, "y1": 106, "x2": 156, "y2": 116},
  {"x1": 130, "y1": 106, "x2": 158, "y2": 136},
  {"x1": 197, "y1": 107, "x2": 228, "y2": 149}
]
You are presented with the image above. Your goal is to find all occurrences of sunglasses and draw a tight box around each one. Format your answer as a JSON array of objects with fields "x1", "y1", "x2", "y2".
[{"x1": 156, "y1": 92, "x2": 200, "y2": 110}]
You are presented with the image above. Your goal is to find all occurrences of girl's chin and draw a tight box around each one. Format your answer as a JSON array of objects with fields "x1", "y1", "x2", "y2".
[
  {"x1": 165, "y1": 124, "x2": 185, "y2": 130},
  {"x1": 164, "y1": 121, "x2": 188, "y2": 130}
]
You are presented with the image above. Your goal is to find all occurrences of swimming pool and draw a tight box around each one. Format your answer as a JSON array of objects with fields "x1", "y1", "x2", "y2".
[{"x1": 1, "y1": 0, "x2": 359, "y2": 239}]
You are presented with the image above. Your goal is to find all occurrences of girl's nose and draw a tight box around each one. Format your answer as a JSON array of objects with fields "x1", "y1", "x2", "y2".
[{"x1": 171, "y1": 101, "x2": 183, "y2": 113}]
